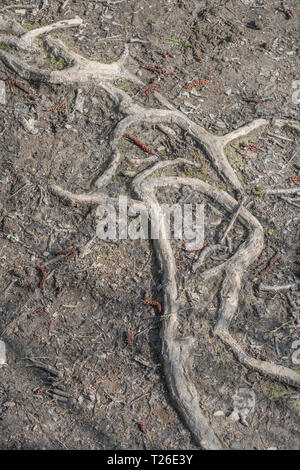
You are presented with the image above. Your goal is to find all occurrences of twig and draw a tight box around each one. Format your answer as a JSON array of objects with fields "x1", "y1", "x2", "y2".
[
  {"x1": 97, "y1": 35, "x2": 123, "y2": 42},
  {"x1": 219, "y1": 196, "x2": 246, "y2": 244},
  {"x1": 263, "y1": 188, "x2": 300, "y2": 194},
  {"x1": 281, "y1": 152, "x2": 298, "y2": 170},
  {"x1": 259, "y1": 283, "x2": 298, "y2": 293},
  {"x1": 267, "y1": 132, "x2": 292, "y2": 142},
  {"x1": 26, "y1": 358, "x2": 63, "y2": 377},
  {"x1": 129, "y1": 392, "x2": 150, "y2": 405},
  {"x1": 0, "y1": 4, "x2": 35, "y2": 12},
  {"x1": 193, "y1": 244, "x2": 219, "y2": 272},
  {"x1": 1, "y1": 279, "x2": 17, "y2": 296},
  {"x1": 279, "y1": 196, "x2": 300, "y2": 209}
]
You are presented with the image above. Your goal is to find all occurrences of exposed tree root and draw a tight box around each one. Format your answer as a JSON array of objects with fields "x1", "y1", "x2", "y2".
[{"x1": 1, "y1": 16, "x2": 299, "y2": 450}]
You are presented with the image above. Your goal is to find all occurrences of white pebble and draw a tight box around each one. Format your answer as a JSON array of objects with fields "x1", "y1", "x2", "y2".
[{"x1": 213, "y1": 410, "x2": 224, "y2": 417}]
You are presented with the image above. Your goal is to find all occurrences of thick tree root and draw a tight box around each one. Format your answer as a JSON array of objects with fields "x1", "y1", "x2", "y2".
[{"x1": 1, "y1": 16, "x2": 299, "y2": 449}]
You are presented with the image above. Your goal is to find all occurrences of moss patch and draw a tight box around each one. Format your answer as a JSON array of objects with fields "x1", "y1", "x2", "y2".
[
  {"x1": 22, "y1": 24, "x2": 37, "y2": 31},
  {"x1": 43, "y1": 48, "x2": 66, "y2": 70}
]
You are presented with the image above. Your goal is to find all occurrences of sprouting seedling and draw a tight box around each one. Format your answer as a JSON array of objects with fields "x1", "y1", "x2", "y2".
[
  {"x1": 164, "y1": 35, "x2": 179, "y2": 46},
  {"x1": 183, "y1": 40, "x2": 192, "y2": 48},
  {"x1": 253, "y1": 185, "x2": 264, "y2": 196}
]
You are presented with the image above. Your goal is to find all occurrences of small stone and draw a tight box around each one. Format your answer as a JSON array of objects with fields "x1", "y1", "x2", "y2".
[
  {"x1": 210, "y1": 8, "x2": 218, "y2": 16},
  {"x1": 74, "y1": 89, "x2": 85, "y2": 113},
  {"x1": 228, "y1": 410, "x2": 240, "y2": 422},
  {"x1": 247, "y1": 18, "x2": 264, "y2": 30},
  {"x1": 291, "y1": 340, "x2": 300, "y2": 365},
  {"x1": 230, "y1": 387, "x2": 256, "y2": 426},
  {"x1": 20, "y1": 116, "x2": 38, "y2": 134},
  {"x1": 215, "y1": 120, "x2": 227, "y2": 129},
  {"x1": 225, "y1": 88, "x2": 232, "y2": 96},
  {"x1": 14, "y1": 102, "x2": 30, "y2": 117},
  {"x1": 213, "y1": 410, "x2": 224, "y2": 417},
  {"x1": 78, "y1": 395, "x2": 84, "y2": 405},
  {"x1": 5, "y1": 401, "x2": 15, "y2": 407}
]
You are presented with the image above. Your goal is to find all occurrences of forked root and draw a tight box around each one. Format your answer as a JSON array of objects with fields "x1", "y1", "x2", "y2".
[{"x1": 1, "y1": 14, "x2": 299, "y2": 450}]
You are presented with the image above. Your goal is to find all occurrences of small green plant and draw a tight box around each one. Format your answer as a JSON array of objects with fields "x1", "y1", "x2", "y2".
[
  {"x1": 253, "y1": 185, "x2": 264, "y2": 196},
  {"x1": 164, "y1": 35, "x2": 179, "y2": 46},
  {"x1": 44, "y1": 49, "x2": 66, "y2": 70},
  {"x1": 105, "y1": 57, "x2": 117, "y2": 64},
  {"x1": 0, "y1": 43, "x2": 9, "y2": 50},
  {"x1": 183, "y1": 41, "x2": 192, "y2": 48},
  {"x1": 22, "y1": 23, "x2": 37, "y2": 31}
]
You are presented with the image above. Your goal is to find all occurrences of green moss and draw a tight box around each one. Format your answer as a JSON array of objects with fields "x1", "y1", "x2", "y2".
[
  {"x1": 105, "y1": 57, "x2": 117, "y2": 64},
  {"x1": 261, "y1": 380, "x2": 293, "y2": 400},
  {"x1": 236, "y1": 170, "x2": 244, "y2": 182},
  {"x1": 184, "y1": 157, "x2": 210, "y2": 181},
  {"x1": 22, "y1": 23, "x2": 37, "y2": 31},
  {"x1": 114, "y1": 79, "x2": 133, "y2": 92},
  {"x1": 164, "y1": 35, "x2": 179, "y2": 46},
  {"x1": 189, "y1": 151, "x2": 201, "y2": 159},
  {"x1": 253, "y1": 185, "x2": 264, "y2": 196},
  {"x1": 226, "y1": 145, "x2": 245, "y2": 169},
  {"x1": 0, "y1": 43, "x2": 9, "y2": 50},
  {"x1": 43, "y1": 48, "x2": 66, "y2": 70}
]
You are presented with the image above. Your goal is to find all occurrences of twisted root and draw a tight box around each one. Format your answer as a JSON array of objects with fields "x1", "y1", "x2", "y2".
[{"x1": 1, "y1": 15, "x2": 299, "y2": 450}]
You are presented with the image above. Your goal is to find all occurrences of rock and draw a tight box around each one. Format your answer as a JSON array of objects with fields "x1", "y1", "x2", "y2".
[
  {"x1": 14, "y1": 102, "x2": 30, "y2": 117},
  {"x1": 230, "y1": 387, "x2": 256, "y2": 426},
  {"x1": 247, "y1": 18, "x2": 264, "y2": 30},
  {"x1": 19, "y1": 116, "x2": 38, "y2": 134},
  {"x1": 228, "y1": 409, "x2": 240, "y2": 422},
  {"x1": 213, "y1": 410, "x2": 224, "y2": 417},
  {"x1": 74, "y1": 89, "x2": 85, "y2": 113},
  {"x1": 225, "y1": 88, "x2": 232, "y2": 96},
  {"x1": 215, "y1": 120, "x2": 227, "y2": 129},
  {"x1": 0, "y1": 340, "x2": 6, "y2": 366},
  {"x1": 210, "y1": 8, "x2": 218, "y2": 17},
  {"x1": 5, "y1": 401, "x2": 15, "y2": 407},
  {"x1": 291, "y1": 340, "x2": 300, "y2": 365},
  {"x1": 106, "y1": 183, "x2": 120, "y2": 192},
  {"x1": 78, "y1": 395, "x2": 84, "y2": 405}
]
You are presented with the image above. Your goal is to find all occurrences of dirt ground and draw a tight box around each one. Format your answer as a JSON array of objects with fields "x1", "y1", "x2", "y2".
[{"x1": 0, "y1": 0, "x2": 299, "y2": 451}]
